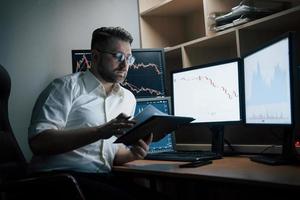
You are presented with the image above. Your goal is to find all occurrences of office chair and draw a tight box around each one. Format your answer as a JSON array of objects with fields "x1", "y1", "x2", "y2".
[{"x1": 0, "y1": 64, "x2": 86, "y2": 200}]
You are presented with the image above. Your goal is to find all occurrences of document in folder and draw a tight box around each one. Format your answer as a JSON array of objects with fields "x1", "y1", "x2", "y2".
[{"x1": 114, "y1": 105, "x2": 194, "y2": 146}]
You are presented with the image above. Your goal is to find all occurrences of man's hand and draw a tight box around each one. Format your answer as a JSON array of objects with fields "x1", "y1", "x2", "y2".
[
  {"x1": 97, "y1": 113, "x2": 136, "y2": 139},
  {"x1": 130, "y1": 133, "x2": 153, "y2": 160}
]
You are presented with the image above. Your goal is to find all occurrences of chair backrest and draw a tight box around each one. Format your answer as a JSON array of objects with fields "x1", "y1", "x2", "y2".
[
  {"x1": 0, "y1": 64, "x2": 27, "y2": 179},
  {"x1": 0, "y1": 65, "x2": 86, "y2": 199}
]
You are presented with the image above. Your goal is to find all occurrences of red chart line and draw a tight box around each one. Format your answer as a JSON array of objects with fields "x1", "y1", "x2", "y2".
[
  {"x1": 176, "y1": 75, "x2": 239, "y2": 100},
  {"x1": 130, "y1": 63, "x2": 162, "y2": 75},
  {"x1": 122, "y1": 81, "x2": 162, "y2": 96},
  {"x1": 76, "y1": 55, "x2": 91, "y2": 71}
]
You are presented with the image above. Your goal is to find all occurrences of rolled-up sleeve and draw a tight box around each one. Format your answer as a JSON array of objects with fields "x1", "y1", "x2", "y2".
[{"x1": 28, "y1": 77, "x2": 73, "y2": 138}]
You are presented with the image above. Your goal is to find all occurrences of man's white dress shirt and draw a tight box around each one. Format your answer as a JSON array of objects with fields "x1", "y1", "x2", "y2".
[{"x1": 28, "y1": 70, "x2": 136, "y2": 173}]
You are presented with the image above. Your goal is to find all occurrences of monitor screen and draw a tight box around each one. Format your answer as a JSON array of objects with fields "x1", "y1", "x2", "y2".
[
  {"x1": 72, "y1": 50, "x2": 92, "y2": 73},
  {"x1": 243, "y1": 36, "x2": 292, "y2": 125},
  {"x1": 172, "y1": 59, "x2": 241, "y2": 124},
  {"x1": 72, "y1": 48, "x2": 165, "y2": 98},
  {"x1": 122, "y1": 49, "x2": 166, "y2": 98},
  {"x1": 71, "y1": 49, "x2": 166, "y2": 99},
  {"x1": 135, "y1": 97, "x2": 173, "y2": 153}
]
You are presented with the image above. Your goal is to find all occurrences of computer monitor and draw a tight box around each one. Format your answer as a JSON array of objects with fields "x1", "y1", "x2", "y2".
[
  {"x1": 244, "y1": 36, "x2": 292, "y2": 125},
  {"x1": 71, "y1": 48, "x2": 166, "y2": 99},
  {"x1": 71, "y1": 49, "x2": 92, "y2": 73},
  {"x1": 172, "y1": 59, "x2": 242, "y2": 154},
  {"x1": 243, "y1": 32, "x2": 298, "y2": 164},
  {"x1": 135, "y1": 97, "x2": 174, "y2": 153},
  {"x1": 122, "y1": 48, "x2": 166, "y2": 98}
]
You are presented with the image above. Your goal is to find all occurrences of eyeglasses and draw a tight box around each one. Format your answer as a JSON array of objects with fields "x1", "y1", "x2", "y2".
[{"x1": 96, "y1": 49, "x2": 135, "y2": 65}]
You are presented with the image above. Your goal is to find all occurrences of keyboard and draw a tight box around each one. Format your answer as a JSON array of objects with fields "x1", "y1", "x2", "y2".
[{"x1": 145, "y1": 150, "x2": 222, "y2": 162}]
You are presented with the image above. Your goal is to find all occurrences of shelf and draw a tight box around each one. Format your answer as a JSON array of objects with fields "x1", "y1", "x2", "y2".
[
  {"x1": 182, "y1": 30, "x2": 238, "y2": 67},
  {"x1": 138, "y1": 0, "x2": 300, "y2": 68},
  {"x1": 139, "y1": 0, "x2": 205, "y2": 48},
  {"x1": 237, "y1": 5, "x2": 300, "y2": 55},
  {"x1": 203, "y1": 0, "x2": 241, "y2": 36},
  {"x1": 139, "y1": 0, "x2": 170, "y2": 14},
  {"x1": 140, "y1": 0, "x2": 202, "y2": 16},
  {"x1": 150, "y1": 4, "x2": 300, "y2": 65}
]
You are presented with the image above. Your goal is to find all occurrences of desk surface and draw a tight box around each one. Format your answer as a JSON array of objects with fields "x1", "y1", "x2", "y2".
[{"x1": 113, "y1": 156, "x2": 300, "y2": 188}]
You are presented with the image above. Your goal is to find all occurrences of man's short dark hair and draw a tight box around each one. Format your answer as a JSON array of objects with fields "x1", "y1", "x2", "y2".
[{"x1": 91, "y1": 27, "x2": 133, "y2": 49}]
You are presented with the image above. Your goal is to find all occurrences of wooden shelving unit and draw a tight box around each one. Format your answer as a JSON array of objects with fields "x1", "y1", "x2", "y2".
[{"x1": 138, "y1": 0, "x2": 300, "y2": 95}]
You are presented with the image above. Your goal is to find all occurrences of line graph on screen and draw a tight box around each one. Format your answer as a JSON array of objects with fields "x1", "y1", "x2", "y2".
[
  {"x1": 121, "y1": 49, "x2": 166, "y2": 97},
  {"x1": 72, "y1": 50, "x2": 92, "y2": 73}
]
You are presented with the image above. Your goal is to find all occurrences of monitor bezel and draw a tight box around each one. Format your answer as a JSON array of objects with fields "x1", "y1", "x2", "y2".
[
  {"x1": 171, "y1": 58, "x2": 244, "y2": 126},
  {"x1": 241, "y1": 32, "x2": 295, "y2": 127}
]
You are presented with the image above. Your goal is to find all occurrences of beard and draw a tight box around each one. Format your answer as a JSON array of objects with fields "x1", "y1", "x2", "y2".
[{"x1": 97, "y1": 65, "x2": 127, "y2": 84}]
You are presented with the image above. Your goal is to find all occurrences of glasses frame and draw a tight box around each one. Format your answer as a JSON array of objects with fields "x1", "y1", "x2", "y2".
[{"x1": 96, "y1": 49, "x2": 135, "y2": 65}]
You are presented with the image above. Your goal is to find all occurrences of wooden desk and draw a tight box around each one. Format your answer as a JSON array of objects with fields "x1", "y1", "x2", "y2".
[{"x1": 113, "y1": 156, "x2": 300, "y2": 199}]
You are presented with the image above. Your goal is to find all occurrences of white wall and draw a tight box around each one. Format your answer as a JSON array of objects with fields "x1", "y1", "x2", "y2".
[{"x1": 0, "y1": 0, "x2": 140, "y2": 161}]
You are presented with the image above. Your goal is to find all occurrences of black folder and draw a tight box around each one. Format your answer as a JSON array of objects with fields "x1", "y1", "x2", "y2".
[{"x1": 114, "y1": 105, "x2": 194, "y2": 146}]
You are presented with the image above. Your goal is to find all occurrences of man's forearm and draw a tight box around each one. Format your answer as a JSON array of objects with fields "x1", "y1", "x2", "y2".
[{"x1": 29, "y1": 127, "x2": 102, "y2": 156}]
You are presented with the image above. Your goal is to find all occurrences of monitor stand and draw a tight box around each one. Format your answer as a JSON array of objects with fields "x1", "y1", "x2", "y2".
[
  {"x1": 210, "y1": 125, "x2": 224, "y2": 156},
  {"x1": 250, "y1": 127, "x2": 300, "y2": 165}
]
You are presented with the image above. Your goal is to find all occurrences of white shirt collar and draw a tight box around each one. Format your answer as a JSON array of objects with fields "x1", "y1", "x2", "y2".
[{"x1": 82, "y1": 70, "x2": 124, "y2": 97}]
